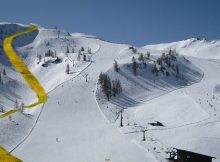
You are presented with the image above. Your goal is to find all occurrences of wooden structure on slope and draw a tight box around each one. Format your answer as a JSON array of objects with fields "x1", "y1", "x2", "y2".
[{"x1": 166, "y1": 148, "x2": 215, "y2": 162}]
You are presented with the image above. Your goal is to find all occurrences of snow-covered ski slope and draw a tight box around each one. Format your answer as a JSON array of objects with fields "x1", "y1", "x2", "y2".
[
  {"x1": 0, "y1": 23, "x2": 220, "y2": 162},
  {"x1": 0, "y1": 23, "x2": 100, "y2": 153},
  {"x1": 12, "y1": 30, "x2": 158, "y2": 162},
  {"x1": 144, "y1": 38, "x2": 220, "y2": 59},
  {"x1": 96, "y1": 39, "x2": 220, "y2": 161}
]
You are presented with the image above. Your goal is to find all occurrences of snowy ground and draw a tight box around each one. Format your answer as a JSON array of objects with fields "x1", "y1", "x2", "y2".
[
  {"x1": 0, "y1": 23, "x2": 100, "y2": 151},
  {"x1": 12, "y1": 36, "x2": 158, "y2": 162},
  {"x1": 0, "y1": 23, "x2": 220, "y2": 162},
  {"x1": 96, "y1": 40, "x2": 220, "y2": 161}
]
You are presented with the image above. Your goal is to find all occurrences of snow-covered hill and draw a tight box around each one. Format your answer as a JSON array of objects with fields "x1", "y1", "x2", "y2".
[
  {"x1": 0, "y1": 23, "x2": 220, "y2": 162},
  {"x1": 143, "y1": 38, "x2": 220, "y2": 59},
  {"x1": 0, "y1": 23, "x2": 100, "y2": 154},
  {"x1": 96, "y1": 48, "x2": 203, "y2": 122},
  {"x1": 96, "y1": 39, "x2": 220, "y2": 161}
]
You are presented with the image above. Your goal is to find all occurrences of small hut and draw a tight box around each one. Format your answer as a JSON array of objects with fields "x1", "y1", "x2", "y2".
[{"x1": 166, "y1": 148, "x2": 215, "y2": 162}]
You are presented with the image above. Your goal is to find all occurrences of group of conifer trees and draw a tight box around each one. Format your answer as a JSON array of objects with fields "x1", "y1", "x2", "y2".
[{"x1": 98, "y1": 73, "x2": 122, "y2": 100}]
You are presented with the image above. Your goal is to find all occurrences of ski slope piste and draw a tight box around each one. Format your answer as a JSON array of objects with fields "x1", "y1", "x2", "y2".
[{"x1": 0, "y1": 24, "x2": 47, "y2": 119}]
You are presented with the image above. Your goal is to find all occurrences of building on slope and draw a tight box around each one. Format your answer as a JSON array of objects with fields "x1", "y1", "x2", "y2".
[{"x1": 166, "y1": 148, "x2": 215, "y2": 162}]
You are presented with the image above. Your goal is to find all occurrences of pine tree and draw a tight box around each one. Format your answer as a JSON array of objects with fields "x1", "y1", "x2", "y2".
[
  {"x1": 57, "y1": 29, "x2": 60, "y2": 38},
  {"x1": 114, "y1": 60, "x2": 119, "y2": 72},
  {"x1": 129, "y1": 47, "x2": 137, "y2": 53},
  {"x1": 66, "y1": 46, "x2": 70, "y2": 53},
  {"x1": 3, "y1": 68, "x2": 6, "y2": 75},
  {"x1": 45, "y1": 49, "x2": 52, "y2": 57},
  {"x1": 0, "y1": 105, "x2": 4, "y2": 113},
  {"x1": 112, "y1": 80, "x2": 116, "y2": 96},
  {"x1": 81, "y1": 47, "x2": 84, "y2": 52},
  {"x1": 98, "y1": 73, "x2": 112, "y2": 100},
  {"x1": 66, "y1": 64, "x2": 70, "y2": 74},
  {"x1": 147, "y1": 51, "x2": 150, "y2": 59},
  {"x1": 83, "y1": 54, "x2": 87, "y2": 61},
  {"x1": 48, "y1": 49, "x2": 51, "y2": 57},
  {"x1": 0, "y1": 73, "x2": 2, "y2": 83},
  {"x1": 21, "y1": 102, "x2": 24, "y2": 113},
  {"x1": 115, "y1": 79, "x2": 122, "y2": 94},
  {"x1": 176, "y1": 64, "x2": 179, "y2": 80},
  {"x1": 132, "y1": 56, "x2": 136, "y2": 63},
  {"x1": 105, "y1": 76, "x2": 112, "y2": 101},
  {"x1": 138, "y1": 53, "x2": 144, "y2": 63},
  {"x1": 14, "y1": 100, "x2": 18, "y2": 110},
  {"x1": 77, "y1": 53, "x2": 81, "y2": 61},
  {"x1": 151, "y1": 62, "x2": 159, "y2": 76},
  {"x1": 98, "y1": 73, "x2": 104, "y2": 85},
  {"x1": 143, "y1": 60, "x2": 147, "y2": 68},
  {"x1": 132, "y1": 57, "x2": 138, "y2": 76}
]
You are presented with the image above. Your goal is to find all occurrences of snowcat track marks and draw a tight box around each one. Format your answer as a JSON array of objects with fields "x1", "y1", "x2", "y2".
[{"x1": 0, "y1": 24, "x2": 48, "y2": 118}]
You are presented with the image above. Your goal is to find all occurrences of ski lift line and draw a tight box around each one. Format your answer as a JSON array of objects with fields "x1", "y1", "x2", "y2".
[{"x1": 0, "y1": 24, "x2": 48, "y2": 119}]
